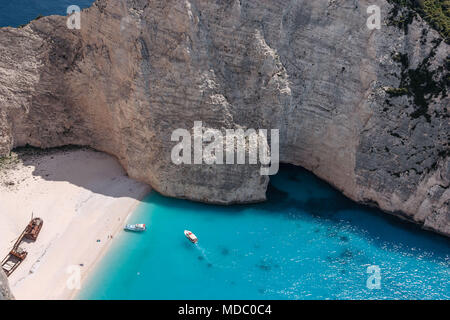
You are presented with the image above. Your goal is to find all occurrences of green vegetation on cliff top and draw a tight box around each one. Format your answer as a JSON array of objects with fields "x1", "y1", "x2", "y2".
[{"x1": 388, "y1": 0, "x2": 450, "y2": 43}]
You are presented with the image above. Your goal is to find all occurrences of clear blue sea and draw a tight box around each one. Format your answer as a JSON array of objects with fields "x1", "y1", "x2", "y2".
[
  {"x1": 0, "y1": 0, "x2": 94, "y2": 28},
  {"x1": 2, "y1": 0, "x2": 449, "y2": 300},
  {"x1": 78, "y1": 166, "x2": 449, "y2": 300}
]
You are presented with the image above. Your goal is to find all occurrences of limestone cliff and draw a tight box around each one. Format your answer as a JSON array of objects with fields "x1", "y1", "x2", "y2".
[
  {"x1": 0, "y1": 270, "x2": 13, "y2": 300},
  {"x1": 0, "y1": 0, "x2": 448, "y2": 235}
]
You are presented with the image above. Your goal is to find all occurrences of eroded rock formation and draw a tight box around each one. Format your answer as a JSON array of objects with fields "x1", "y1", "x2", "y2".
[
  {"x1": 0, "y1": 270, "x2": 14, "y2": 300},
  {"x1": 0, "y1": 0, "x2": 448, "y2": 235}
]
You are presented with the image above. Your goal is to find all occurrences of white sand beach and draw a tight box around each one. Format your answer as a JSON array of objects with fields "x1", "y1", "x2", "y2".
[{"x1": 0, "y1": 148, "x2": 151, "y2": 300}]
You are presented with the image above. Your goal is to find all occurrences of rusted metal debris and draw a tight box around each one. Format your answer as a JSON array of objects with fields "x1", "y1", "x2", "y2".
[
  {"x1": 1, "y1": 218, "x2": 43, "y2": 277},
  {"x1": 24, "y1": 217, "x2": 43, "y2": 241}
]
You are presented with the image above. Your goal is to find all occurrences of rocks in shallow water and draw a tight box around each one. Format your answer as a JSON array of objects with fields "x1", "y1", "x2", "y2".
[
  {"x1": 257, "y1": 264, "x2": 272, "y2": 272},
  {"x1": 0, "y1": 270, "x2": 14, "y2": 300}
]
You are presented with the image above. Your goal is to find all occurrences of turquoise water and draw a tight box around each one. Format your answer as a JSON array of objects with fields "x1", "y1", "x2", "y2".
[
  {"x1": 2, "y1": 0, "x2": 449, "y2": 300},
  {"x1": 0, "y1": 0, "x2": 95, "y2": 28},
  {"x1": 79, "y1": 166, "x2": 449, "y2": 300}
]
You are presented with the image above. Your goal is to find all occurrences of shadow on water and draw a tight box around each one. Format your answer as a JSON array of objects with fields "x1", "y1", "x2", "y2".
[{"x1": 143, "y1": 164, "x2": 449, "y2": 262}]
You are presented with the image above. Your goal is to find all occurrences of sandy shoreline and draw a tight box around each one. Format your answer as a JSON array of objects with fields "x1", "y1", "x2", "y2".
[{"x1": 0, "y1": 147, "x2": 151, "y2": 300}]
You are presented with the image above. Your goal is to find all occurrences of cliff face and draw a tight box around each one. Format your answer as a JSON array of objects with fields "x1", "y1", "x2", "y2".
[
  {"x1": 0, "y1": 0, "x2": 448, "y2": 235},
  {"x1": 0, "y1": 270, "x2": 13, "y2": 300}
]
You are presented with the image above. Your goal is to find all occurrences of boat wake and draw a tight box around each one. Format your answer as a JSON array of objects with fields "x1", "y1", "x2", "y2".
[
  {"x1": 195, "y1": 245, "x2": 234, "y2": 270},
  {"x1": 195, "y1": 245, "x2": 212, "y2": 264}
]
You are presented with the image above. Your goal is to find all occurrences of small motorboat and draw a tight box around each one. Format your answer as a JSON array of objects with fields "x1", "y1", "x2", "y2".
[
  {"x1": 124, "y1": 224, "x2": 146, "y2": 232},
  {"x1": 184, "y1": 230, "x2": 198, "y2": 244}
]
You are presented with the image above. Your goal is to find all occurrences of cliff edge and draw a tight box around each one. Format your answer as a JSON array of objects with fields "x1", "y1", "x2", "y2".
[{"x1": 0, "y1": 0, "x2": 448, "y2": 235}]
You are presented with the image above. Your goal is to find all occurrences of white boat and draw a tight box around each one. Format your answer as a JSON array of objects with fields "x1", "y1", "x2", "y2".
[
  {"x1": 184, "y1": 230, "x2": 198, "y2": 244},
  {"x1": 124, "y1": 224, "x2": 146, "y2": 232}
]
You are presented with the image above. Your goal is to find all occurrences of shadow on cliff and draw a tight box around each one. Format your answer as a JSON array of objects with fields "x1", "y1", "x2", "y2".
[
  {"x1": 142, "y1": 164, "x2": 450, "y2": 263},
  {"x1": 15, "y1": 145, "x2": 147, "y2": 200},
  {"x1": 16, "y1": 145, "x2": 448, "y2": 261}
]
